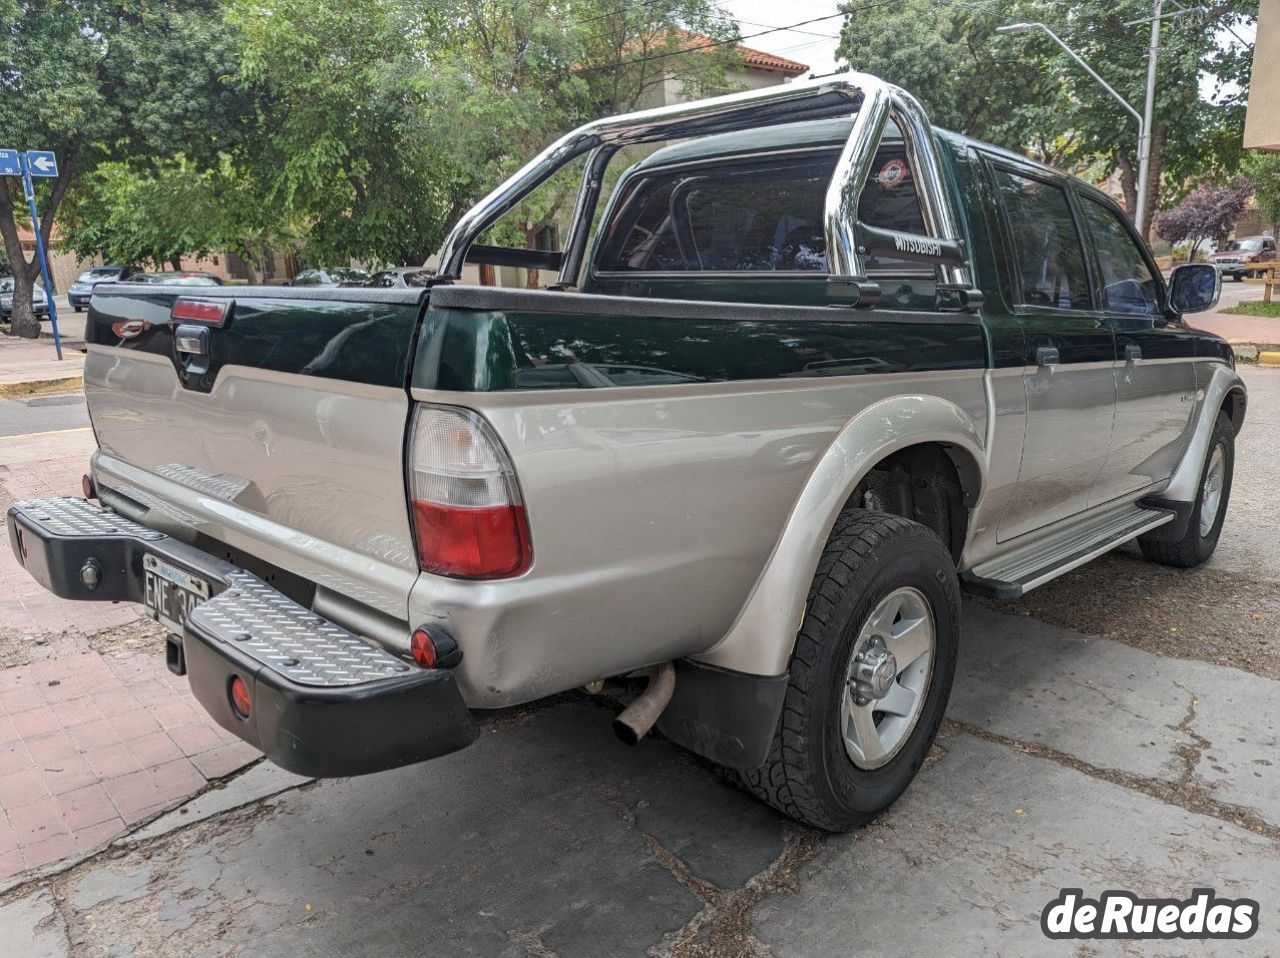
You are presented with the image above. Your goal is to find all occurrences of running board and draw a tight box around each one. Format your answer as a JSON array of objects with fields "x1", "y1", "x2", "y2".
[{"x1": 962, "y1": 503, "x2": 1175, "y2": 599}]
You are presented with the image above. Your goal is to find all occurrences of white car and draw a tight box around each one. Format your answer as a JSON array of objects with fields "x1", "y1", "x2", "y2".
[{"x1": 0, "y1": 276, "x2": 50, "y2": 319}]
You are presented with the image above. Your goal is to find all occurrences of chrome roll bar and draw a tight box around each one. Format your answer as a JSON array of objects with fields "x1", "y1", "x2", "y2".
[{"x1": 434, "y1": 72, "x2": 978, "y2": 306}]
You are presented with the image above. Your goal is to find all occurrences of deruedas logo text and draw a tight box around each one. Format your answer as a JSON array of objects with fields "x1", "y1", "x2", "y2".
[{"x1": 1041, "y1": 889, "x2": 1259, "y2": 940}]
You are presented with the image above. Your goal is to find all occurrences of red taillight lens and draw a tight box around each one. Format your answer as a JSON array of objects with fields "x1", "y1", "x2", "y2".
[
  {"x1": 170, "y1": 298, "x2": 229, "y2": 325},
  {"x1": 410, "y1": 628, "x2": 437, "y2": 669},
  {"x1": 229, "y1": 675, "x2": 251, "y2": 719},
  {"x1": 407, "y1": 405, "x2": 532, "y2": 579}
]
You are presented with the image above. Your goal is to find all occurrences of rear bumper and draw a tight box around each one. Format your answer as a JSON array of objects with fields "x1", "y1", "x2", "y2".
[{"x1": 7, "y1": 497, "x2": 478, "y2": 777}]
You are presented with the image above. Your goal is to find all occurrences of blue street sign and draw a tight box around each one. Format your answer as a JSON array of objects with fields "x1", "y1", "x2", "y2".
[
  {"x1": 0, "y1": 150, "x2": 20, "y2": 177},
  {"x1": 25, "y1": 150, "x2": 57, "y2": 177},
  {"x1": 12, "y1": 149, "x2": 65, "y2": 360}
]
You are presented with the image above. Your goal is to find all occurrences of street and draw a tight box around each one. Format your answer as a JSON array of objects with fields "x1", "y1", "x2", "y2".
[{"x1": 0, "y1": 355, "x2": 1274, "y2": 955}]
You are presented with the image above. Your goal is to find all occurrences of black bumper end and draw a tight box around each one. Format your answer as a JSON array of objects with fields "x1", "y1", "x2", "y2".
[
  {"x1": 8, "y1": 497, "x2": 478, "y2": 778},
  {"x1": 183, "y1": 622, "x2": 478, "y2": 778}
]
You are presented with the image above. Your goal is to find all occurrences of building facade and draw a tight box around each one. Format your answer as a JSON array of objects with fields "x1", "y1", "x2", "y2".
[{"x1": 1245, "y1": 0, "x2": 1278, "y2": 151}]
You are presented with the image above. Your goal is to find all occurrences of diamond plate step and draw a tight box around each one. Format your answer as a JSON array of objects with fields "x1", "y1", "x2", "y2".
[
  {"x1": 13, "y1": 496, "x2": 167, "y2": 540},
  {"x1": 188, "y1": 571, "x2": 415, "y2": 687},
  {"x1": 963, "y1": 502, "x2": 1174, "y2": 598}
]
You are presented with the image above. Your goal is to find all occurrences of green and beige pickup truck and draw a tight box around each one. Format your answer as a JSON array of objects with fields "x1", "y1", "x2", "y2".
[{"x1": 8, "y1": 73, "x2": 1242, "y2": 831}]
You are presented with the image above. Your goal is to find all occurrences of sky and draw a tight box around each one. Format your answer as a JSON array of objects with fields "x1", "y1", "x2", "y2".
[{"x1": 718, "y1": 0, "x2": 845, "y2": 77}]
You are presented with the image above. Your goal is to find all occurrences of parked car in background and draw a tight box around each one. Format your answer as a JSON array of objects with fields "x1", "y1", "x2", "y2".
[
  {"x1": 0, "y1": 277, "x2": 50, "y2": 319},
  {"x1": 362, "y1": 267, "x2": 434, "y2": 288},
  {"x1": 130, "y1": 272, "x2": 225, "y2": 286},
  {"x1": 1211, "y1": 236, "x2": 1277, "y2": 281},
  {"x1": 67, "y1": 266, "x2": 140, "y2": 311},
  {"x1": 287, "y1": 267, "x2": 370, "y2": 287}
]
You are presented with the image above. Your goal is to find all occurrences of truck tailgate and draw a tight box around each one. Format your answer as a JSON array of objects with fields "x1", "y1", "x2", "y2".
[{"x1": 83, "y1": 285, "x2": 425, "y2": 630}]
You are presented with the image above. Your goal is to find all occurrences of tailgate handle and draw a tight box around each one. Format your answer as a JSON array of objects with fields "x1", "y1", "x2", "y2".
[
  {"x1": 173, "y1": 323, "x2": 212, "y2": 380},
  {"x1": 174, "y1": 324, "x2": 210, "y2": 356}
]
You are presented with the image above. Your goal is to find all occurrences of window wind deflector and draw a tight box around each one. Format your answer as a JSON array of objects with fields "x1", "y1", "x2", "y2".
[{"x1": 464, "y1": 245, "x2": 563, "y2": 272}]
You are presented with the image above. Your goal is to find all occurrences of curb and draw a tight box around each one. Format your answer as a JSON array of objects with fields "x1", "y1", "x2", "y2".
[{"x1": 0, "y1": 374, "x2": 84, "y2": 398}]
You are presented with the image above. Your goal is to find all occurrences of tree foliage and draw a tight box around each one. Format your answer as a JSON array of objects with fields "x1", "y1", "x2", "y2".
[
  {"x1": 1153, "y1": 177, "x2": 1255, "y2": 256},
  {"x1": 60, "y1": 158, "x2": 297, "y2": 273},
  {"x1": 418, "y1": 0, "x2": 741, "y2": 284},
  {"x1": 1243, "y1": 151, "x2": 1280, "y2": 234},
  {"x1": 0, "y1": 0, "x2": 248, "y2": 335},
  {"x1": 836, "y1": 0, "x2": 1257, "y2": 237}
]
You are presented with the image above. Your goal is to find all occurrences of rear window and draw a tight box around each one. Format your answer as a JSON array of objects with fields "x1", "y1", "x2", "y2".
[
  {"x1": 594, "y1": 146, "x2": 928, "y2": 274},
  {"x1": 79, "y1": 268, "x2": 121, "y2": 282}
]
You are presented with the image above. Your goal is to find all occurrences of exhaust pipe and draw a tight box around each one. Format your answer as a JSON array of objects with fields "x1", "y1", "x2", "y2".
[{"x1": 612, "y1": 662, "x2": 676, "y2": 746}]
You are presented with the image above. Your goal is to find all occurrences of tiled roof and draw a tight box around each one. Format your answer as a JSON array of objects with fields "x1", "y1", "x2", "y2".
[
  {"x1": 669, "y1": 30, "x2": 809, "y2": 76},
  {"x1": 738, "y1": 44, "x2": 810, "y2": 75}
]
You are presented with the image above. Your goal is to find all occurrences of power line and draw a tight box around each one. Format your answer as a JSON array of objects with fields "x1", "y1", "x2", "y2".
[{"x1": 579, "y1": 0, "x2": 899, "y2": 72}]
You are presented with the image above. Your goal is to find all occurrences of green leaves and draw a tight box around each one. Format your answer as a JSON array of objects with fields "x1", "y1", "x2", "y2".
[{"x1": 835, "y1": 0, "x2": 1257, "y2": 234}]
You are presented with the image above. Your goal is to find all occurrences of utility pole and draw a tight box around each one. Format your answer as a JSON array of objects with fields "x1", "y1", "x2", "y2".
[
  {"x1": 1003, "y1": 4, "x2": 1205, "y2": 238},
  {"x1": 1134, "y1": 0, "x2": 1164, "y2": 235}
]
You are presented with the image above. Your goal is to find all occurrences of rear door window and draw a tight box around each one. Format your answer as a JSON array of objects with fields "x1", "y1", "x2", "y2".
[
  {"x1": 594, "y1": 145, "x2": 929, "y2": 275},
  {"x1": 1078, "y1": 197, "x2": 1161, "y2": 316},
  {"x1": 990, "y1": 166, "x2": 1092, "y2": 310}
]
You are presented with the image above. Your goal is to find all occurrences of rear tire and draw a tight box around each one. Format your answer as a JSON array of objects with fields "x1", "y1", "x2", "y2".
[
  {"x1": 1139, "y1": 411, "x2": 1234, "y2": 568},
  {"x1": 740, "y1": 510, "x2": 959, "y2": 832}
]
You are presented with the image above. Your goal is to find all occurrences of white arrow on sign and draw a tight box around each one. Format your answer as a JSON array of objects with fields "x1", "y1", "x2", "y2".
[{"x1": 30, "y1": 155, "x2": 55, "y2": 174}]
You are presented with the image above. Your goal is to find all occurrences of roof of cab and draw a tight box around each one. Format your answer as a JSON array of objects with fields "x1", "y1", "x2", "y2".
[
  {"x1": 625, "y1": 115, "x2": 1127, "y2": 217},
  {"x1": 630, "y1": 117, "x2": 866, "y2": 172}
]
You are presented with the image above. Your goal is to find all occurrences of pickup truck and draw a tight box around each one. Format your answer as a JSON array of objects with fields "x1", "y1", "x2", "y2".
[{"x1": 8, "y1": 73, "x2": 1242, "y2": 832}]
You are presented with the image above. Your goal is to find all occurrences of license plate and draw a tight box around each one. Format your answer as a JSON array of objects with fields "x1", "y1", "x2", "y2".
[{"x1": 143, "y1": 554, "x2": 211, "y2": 634}]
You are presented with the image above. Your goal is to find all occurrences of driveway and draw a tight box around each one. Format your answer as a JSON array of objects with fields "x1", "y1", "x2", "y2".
[{"x1": 1, "y1": 369, "x2": 1278, "y2": 957}]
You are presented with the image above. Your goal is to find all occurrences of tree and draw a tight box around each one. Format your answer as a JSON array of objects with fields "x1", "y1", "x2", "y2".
[
  {"x1": 836, "y1": 0, "x2": 1258, "y2": 238},
  {"x1": 421, "y1": 0, "x2": 742, "y2": 285},
  {"x1": 1243, "y1": 151, "x2": 1280, "y2": 236},
  {"x1": 1153, "y1": 177, "x2": 1255, "y2": 258},
  {"x1": 226, "y1": 0, "x2": 466, "y2": 268},
  {"x1": 0, "y1": 0, "x2": 248, "y2": 336},
  {"x1": 227, "y1": 0, "x2": 741, "y2": 278},
  {"x1": 59, "y1": 158, "x2": 297, "y2": 276}
]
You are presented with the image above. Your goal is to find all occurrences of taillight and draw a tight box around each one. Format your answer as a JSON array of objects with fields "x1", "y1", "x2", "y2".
[
  {"x1": 170, "y1": 298, "x2": 230, "y2": 326},
  {"x1": 407, "y1": 404, "x2": 531, "y2": 579}
]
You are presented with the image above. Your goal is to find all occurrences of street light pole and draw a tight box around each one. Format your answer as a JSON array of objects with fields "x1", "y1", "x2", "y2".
[
  {"x1": 997, "y1": 22, "x2": 1146, "y2": 225},
  {"x1": 1135, "y1": 0, "x2": 1164, "y2": 235}
]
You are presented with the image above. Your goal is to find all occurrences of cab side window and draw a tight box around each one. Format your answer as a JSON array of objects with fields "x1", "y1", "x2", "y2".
[
  {"x1": 1079, "y1": 197, "x2": 1160, "y2": 316},
  {"x1": 593, "y1": 145, "x2": 930, "y2": 275},
  {"x1": 990, "y1": 166, "x2": 1092, "y2": 310}
]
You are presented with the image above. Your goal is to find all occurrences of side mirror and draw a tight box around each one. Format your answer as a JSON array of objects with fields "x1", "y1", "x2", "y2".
[{"x1": 1168, "y1": 263, "x2": 1220, "y2": 315}]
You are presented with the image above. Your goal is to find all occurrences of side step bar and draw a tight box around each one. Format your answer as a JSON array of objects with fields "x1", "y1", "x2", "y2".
[{"x1": 962, "y1": 503, "x2": 1175, "y2": 599}]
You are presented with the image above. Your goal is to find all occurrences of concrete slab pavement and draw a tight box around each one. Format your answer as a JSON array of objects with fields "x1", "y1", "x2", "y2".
[{"x1": 4, "y1": 612, "x2": 1279, "y2": 958}]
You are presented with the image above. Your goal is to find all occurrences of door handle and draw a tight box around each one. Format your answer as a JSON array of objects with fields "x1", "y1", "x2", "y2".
[
  {"x1": 1124, "y1": 343, "x2": 1142, "y2": 363},
  {"x1": 1035, "y1": 346, "x2": 1060, "y2": 368}
]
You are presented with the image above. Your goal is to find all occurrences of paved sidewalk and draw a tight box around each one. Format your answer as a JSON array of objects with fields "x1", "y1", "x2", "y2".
[
  {"x1": 1186, "y1": 278, "x2": 1280, "y2": 345},
  {"x1": 0, "y1": 336, "x2": 84, "y2": 396},
  {"x1": 0, "y1": 429, "x2": 259, "y2": 881}
]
